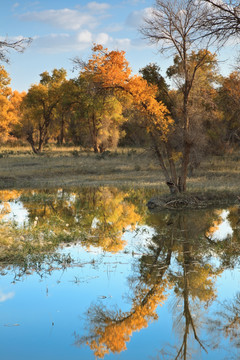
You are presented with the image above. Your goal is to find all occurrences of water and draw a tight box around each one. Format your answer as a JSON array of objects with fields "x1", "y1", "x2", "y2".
[{"x1": 0, "y1": 187, "x2": 239, "y2": 360}]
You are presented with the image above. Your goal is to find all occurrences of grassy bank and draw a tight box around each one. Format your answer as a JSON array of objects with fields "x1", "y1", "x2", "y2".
[{"x1": 0, "y1": 145, "x2": 239, "y2": 197}]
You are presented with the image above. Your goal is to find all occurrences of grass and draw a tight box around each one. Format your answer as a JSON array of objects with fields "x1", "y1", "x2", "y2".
[{"x1": 0, "y1": 145, "x2": 239, "y2": 199}]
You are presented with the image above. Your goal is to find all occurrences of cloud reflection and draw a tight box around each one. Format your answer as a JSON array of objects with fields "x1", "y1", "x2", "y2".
[{"x1": 0, "y1": 291, "x2": 15, "y2": 303}]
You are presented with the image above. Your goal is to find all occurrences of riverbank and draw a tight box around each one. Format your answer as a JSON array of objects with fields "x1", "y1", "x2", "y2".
[{"x1": 0, "y1": 146, "x2": 239, "y2": 200}]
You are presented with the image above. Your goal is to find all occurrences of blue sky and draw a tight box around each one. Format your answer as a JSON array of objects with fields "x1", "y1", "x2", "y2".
[{"x1": 1, "y1": 0, "x2": 238, "y2": 91}]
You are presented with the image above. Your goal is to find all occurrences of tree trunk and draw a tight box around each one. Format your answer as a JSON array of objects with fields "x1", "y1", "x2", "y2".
[
  {"x1": 178, "y1": 63, "x2": 192, "y2": 192},
  {"x1": 150, "y1": 132, "x2": 179, "y2": 194},
  {"x1": 91, "y1": 114, "x2": 99, "y2": 153},
  {"x1": 38, "y1": 130, "x2": 44, "y2": 152},
  {"x1": 165, "y1": 142, "x2": 178, "y2": 185},
  {"x1": 93, "y1": 142, "x2": 99, "y2": 153},
  {"x1": 60, "y1": 115, "x2": 64, "y2": 145},
  {"x1": 179, "y1": 140, "x2": 191, "y2": 192},
  {"x1": 26, "y1": 132, "x2": 38, "y2": 154}
]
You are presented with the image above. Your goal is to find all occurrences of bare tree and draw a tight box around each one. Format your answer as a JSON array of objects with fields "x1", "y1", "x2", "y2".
[
  {"x1": 200, "y1": 0, "x2": 240, "y2": 42},
  {"x1": 0, "y1": 37, "x2": 32, "y2": 63},
  {"x1": 141, "y1": 0, "x2": 215, "y2": 192}
]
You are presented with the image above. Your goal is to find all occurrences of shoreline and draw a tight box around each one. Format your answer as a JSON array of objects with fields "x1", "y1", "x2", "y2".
[{"x1": 0, "y1": 149, "x2": 239, "y2": 205}]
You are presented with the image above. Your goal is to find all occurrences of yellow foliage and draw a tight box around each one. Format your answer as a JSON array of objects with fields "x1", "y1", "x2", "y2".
[
  {"x1": 0, "y1": 66, "x2": 22, "y2": 141},
  {"x1": 82, "y1": 45, "x2": 173, "y2": 139},
  {"x1": 0, "y1": 190, "x2": 22, "y2": 221},
  {"x1": 88, "y1": 188, "x2": 142, "y2": 253},
  {"x1": 88, "y1": 280, "x2": 168, "y2": 358}
]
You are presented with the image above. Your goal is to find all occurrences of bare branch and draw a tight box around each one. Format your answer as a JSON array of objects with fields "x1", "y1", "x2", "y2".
[
  {"x1": 199, "y1": 0, "x2": 240, "y2": 43},
  {"x1": 0, "y1": 37, "x2": 32, "y2": 63}
]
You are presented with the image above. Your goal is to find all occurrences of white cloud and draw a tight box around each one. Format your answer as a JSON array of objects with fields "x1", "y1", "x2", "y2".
[
  {"x1": 126, "y1": 7, "x2": 153, "y2": 28},
  {"x1": 30, "y1": 31, "x2": 134, "y2": 54},
  {"x1": 12, "y1": 2, "x2": 20, "y2": 10},
  {"x1": 77, "y1": 30, "x2": 93, "y2": 43},
  {"x1": 86, "y1": 2, "x2": 111, "y2": 12},
  {"x1": 122, "y1": 0, "x2": 146, "y2": 4},
  {"x1": 94, "y1": 35, "x2": 132, "y2": 50},
  {"x1": 32, "y1": 33, "x2": 90, "y2": 53},
  {"x1": 95, "y1": 32, "x2": 111, "y2": 45},
  {"x1": 20, "y1": 9, "x2": 98, "y2": 30},
  {"x1": 114, "y1": 38, "x2": 131, "y2": 49},
  {"x1": 104, "y1": 23, "x2": 123, "y2": 33},
  {"x1": 0, "y1": 291, "x2": 15, "y2": 303}
]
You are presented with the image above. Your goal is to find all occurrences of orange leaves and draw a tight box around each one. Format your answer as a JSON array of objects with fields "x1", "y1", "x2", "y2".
[
  {"x1": 0, "y1": 66, "x2": 23, "y2": 140},
  {"x1": 82, "y1": 45, "x2": 173, "y2": 139},
  {"x1": 221, "y1": 71, "x2": 240, "y2": 102},
  {"x1": 84, "y1": 44, "x2": 131, "y2": 89},
  {"x1": 87, "y1": 280, "x2": 168, "y2": 358},
  {"x1": 125, "y1": 75, "x2": 173, "y2": 136}
]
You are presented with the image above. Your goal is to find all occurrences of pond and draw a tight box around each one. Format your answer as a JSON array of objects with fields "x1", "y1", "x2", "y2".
[{"x1": 0, "y1": 187, "x2": 239, "y2": 360}]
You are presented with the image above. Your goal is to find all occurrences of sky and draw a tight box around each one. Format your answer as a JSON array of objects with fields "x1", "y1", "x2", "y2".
[{"x1": 1, "y1": 0, "x2": 239, "y2": 92}]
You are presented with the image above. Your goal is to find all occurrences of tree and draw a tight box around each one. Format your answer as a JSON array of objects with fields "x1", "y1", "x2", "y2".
[
  {"x1": 73, "y1": 44, "x2": 174, "y2": 188},
  {"x1": 73, "y1": 44, "x2": 172, "y2": 142},
  {"x1": 200, "y1": 0, "x2": 240, "y2": 42},
  {"x1": 0, "y1": 66, "x2": 20, "y2": 141},
  {"x1": 139, "y1": 63, "x2": 170, "y2": 107},
  {"x1": 167, "y1": 50, "x2": 222, "y2": 169},
  {"x1": 0, "y1": 37, "x2": 31, "y2": 63},
  {"x1": 72, "y1": 74, "x2": 127, "y2": 153},
  {"x1": 217, "y1": 71, "x2": 240, "y2": 146},
  {"x1": 21, "y1": 68, "x2": 68, "y2": 153},
  {"x1": 141, "y1": 0, "x2": 216, "y2": 192}
]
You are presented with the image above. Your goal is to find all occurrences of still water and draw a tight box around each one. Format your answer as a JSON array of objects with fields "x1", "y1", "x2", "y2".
[{"x1": 0, "y1": 187, "x2": 239, "y2": 360}]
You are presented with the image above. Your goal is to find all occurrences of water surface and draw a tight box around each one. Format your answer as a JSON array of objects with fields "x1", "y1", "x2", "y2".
[{"x1": 0, "y1": 187, "x2": 239, "y2": 360}]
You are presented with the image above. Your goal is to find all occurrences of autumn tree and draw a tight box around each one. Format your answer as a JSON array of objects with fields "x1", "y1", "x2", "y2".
[
  {"x1": 73, "y1": 45, "x2": 171, "y2": 153},
  {"x1": 0, "y1": 66, "x2": 20, "y2": 141},
  {"x1": 20, "y1": 68, "x2": 68, "y2": 153},
  {"x1": 73, "y1": 45, "x2": 174, "y2": 189},
  {"x1": 217, "y1": 71, "x2": 240, "y2": 146},
  {"x1": 71, "y1": 74, "x2": 127, "y2": 152},
  {"x1": 139, "y1": 63, "x2": 170, "y2": 107},
  {"x1": 141, "y1": 0, "x2": 217, "y2": 192},
  {"x1": 120, "y1": 63, "x2": 171, "y2": 147},
  {"x1": 166, "y1": 50, "x2": 222, "y2": 170}
]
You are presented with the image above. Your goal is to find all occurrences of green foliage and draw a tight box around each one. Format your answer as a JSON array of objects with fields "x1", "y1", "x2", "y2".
[{"x1": 140, "y1": 63, "x2": 170, "y2": 107}]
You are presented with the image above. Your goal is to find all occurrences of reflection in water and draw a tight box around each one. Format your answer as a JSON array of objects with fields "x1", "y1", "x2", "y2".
[
  {"x1": 209, "y1": 292, "x2": 240, "y2": 353},
  {"x1": 0, "y1": 190, "x2": 22, "y2": 221},
  {"x1": 20, "y1": 187, "x2": 143, "y2": 253},
  {"x1": 206, "y1": 209, "x2": 233, "y2": 241},
  {"x1": 75, "y1": 265, "x2": 168, "y2": 358},
  {"x1": 0, "y1": 188, "x2": 147, "y2": 269},
  {"x1": 0, "y1": 187, "x2": 240, "y2": 359},
  {"x1": 0, "y1": 290, "x2": 15, "y2": 302},
  {"x1": 77, "y1": 210, "x2": 226, "y2": 359}
]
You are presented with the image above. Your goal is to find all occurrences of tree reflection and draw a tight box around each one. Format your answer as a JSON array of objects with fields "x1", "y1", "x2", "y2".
[
  {"x1": 150, "y1": 211, "x2": 222, "y2": 360},
  {"x1": 204, "y1": 206, "x2": 240, "y2": 268},
  {"x1": 0, "y1": 190, "x2": 22, "y2": 220},
  {"x1": 205, "y1": 290, "x2": 240, "y2": 360},
  {"x1": 0, "y1": 187, "x2": 145, "y2": 274},
  {"x1": 74, "y1": 250, "x2": 170, "y2": 358},
  {"x1": 76, "y1": 208, "x2": 231, "y2": 359},
  {"x1": 20, "y1": 187, "x2": 143, "y2": 253},
  {"x1": 1, "y1": 187, "x2": 240, "y2": 358}
]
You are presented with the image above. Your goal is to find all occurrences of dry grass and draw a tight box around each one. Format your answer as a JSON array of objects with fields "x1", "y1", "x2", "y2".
[{"x1": 0, "y1": 145, "x2": 239, "y2": 197}]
